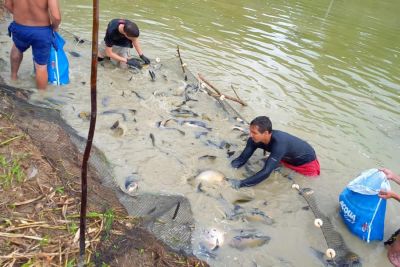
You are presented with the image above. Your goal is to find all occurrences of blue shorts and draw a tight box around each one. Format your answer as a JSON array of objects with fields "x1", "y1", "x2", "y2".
[{"x1": 8, "y1": 21, "x2": 53, "y2": 65}]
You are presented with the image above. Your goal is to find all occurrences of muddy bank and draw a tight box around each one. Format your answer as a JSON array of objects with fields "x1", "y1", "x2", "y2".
[{"x1": 0, "y1": 82, "x2": 208, "y2": 267}]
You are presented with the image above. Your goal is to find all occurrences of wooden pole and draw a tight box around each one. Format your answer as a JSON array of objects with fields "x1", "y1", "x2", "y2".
[{"x1": 79, "y1": 0, "x2": 99, "y2": 265}]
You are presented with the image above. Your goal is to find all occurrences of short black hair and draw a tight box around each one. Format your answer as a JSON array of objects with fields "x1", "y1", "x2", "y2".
[
  {"x1": 250, "y1": 116, "x2": 272, "y2": 133},
  {"x1": 124, "y1": 21, "x2": 140, "y2": 37}
]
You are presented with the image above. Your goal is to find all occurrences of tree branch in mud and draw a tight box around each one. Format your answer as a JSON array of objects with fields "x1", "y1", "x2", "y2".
[
  {"x1": 79, "y1": 0, "x2": 99, "y2": 265},
  {"x1": 231, "y1": 84, "x2": 244, "y2": 104},
  {"x1": 176, "y1": 45, "x2": 188, "y2": 81},
  {"x1": 198, "y1": 74, "x2": 247, "y2": 106}
]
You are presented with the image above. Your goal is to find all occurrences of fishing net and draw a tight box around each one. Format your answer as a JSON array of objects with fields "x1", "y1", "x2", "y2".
[
  {"x1": 281, "y1": 169, "x2": 362, "y2": 267},
  {"x1": 0, "y1": 24, "x2": 249, "y2": 257}
]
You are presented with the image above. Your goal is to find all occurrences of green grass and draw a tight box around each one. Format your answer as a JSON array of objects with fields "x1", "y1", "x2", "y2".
[
  {"x1": 103, "y1": 208, "x2": 115, "y2": 240},
  {"x1": 21, "y1": 259, "x2": 34, "y2": 267},
  {"x1": 68, "y1": 222, "x2": 79, "y2": 235},
  {"x1": 39, "y1": 235, "x2": 50, "y2": 247},
  {"x1": 0, "y1": 154, "x2": 25, "y2": 188},
  {"x1": 55, "y1": 186, "x2": 65, "y2": 194},
  {"x1": 66, "y1": 259, "x2": 75, "y2": 267}
]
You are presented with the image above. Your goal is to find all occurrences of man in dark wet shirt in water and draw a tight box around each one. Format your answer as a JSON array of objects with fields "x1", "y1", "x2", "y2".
[
  {"x1": 228, "y1": 116, "x2": 320, "y2": 189},
  {"x1": 98, "y1": 19, "x2": 150, "y2": 69}
]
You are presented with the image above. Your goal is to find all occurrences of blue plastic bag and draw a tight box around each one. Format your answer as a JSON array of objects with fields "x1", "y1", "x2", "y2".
[
  {"x1": 47, "y1": 32, "x2": 69, "y2": 85},
  {"x1": 339, "y1": 169, "x2": 390, "y2": 242}
]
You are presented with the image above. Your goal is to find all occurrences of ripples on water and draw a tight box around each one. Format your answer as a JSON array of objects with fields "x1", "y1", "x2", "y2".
[{"x1": 54, "y1": 1, "x2": 400, "y2": 266}]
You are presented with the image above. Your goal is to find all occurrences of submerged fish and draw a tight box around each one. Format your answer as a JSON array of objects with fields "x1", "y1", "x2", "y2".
[
  {"x1": 149, "y1": 133, "x2": 155, "y2": 146},
  {"x1": 101, "y1": 109, "x2": 127, "y2": 121},
  {"x1": 184, "y1": 84, "x2": 198, "y2": 102},
  {"x1": 198, "y1": 155, "x2": 217, "y2": 161},
  {"x1": 156, "y1": 119, "x2": 185, "y2": 135},
  {"x1": 149, "y1": 70, "x2": 156, "y2": 81},
  {"x1": 188, "y1": 170, "x2": 225, "y2": 192},
  {"x1": 227, "y1": 206, "x2": 274, "y2": 225},
  {"x1": 157, "y1": 119, "x2": 174, "y2": 128},
  {"x1": 229, "y1": 233, "x2": 270, "y2": 250},
  {"x1": 227, "y1": 150, "x2": 235, "y2": 158},
  {"x1": 170, "y1": 108, "x2": 199, "y2": 118},
  {"x1": 232, "y1": 196, "x2": 254, "y2": 205},
  {"x1": 110, "y1": 120, "x2": 127, "y2": 137},
  {"x1": 201, "y1": 228, "x2": 225, "y2": 251},
  {"x1": 219, "y1": 190, "x2": 254, "y2": 205},
  {"x1": 68, "y1": 51, "x2": 81, "y2": 57},
  {"x1": 232, "y1": 125, "x2": 248, "y2": 133},
  {"x1": 73, "y1": 36, "x2": 85, "y2": 44},
  {"x1": 121, "y1": 175, "x2": 139, "y2": 196},
  {"x1": 195, "y1": 170, "x2": 225, "y2": 185},
  {"x1": 179, "y1": 120, "x2": 212, "y2": 131},
  {"x1": 198, "y1": 244, "x2": 217, "y2": 259},
  {"x1": 195, "y1": 131, "x2": 208, "y2": 139},
  {"x1": 131, "y1": 90, "x2": 145, "y2": 100},
  {"x1": 101, "y1": 96, "x2": 111, "y2": 107},
  {"x1": 205, "y1": 140, "x2": 229, "y2": 149}
]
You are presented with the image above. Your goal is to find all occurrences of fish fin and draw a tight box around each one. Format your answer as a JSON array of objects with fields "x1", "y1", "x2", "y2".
[
  {"x1": 177, "y1": 129, "x2": 185, "y2": 136},
  {"x1": 309, "y1": 247, "x2": 330, "y2": 266},
  {"x1": 212, "y1": 238, "x2": 220, "y2": 251},
  {"x1": 197, "y1": 183, "x2": 205, "y2": 193}
]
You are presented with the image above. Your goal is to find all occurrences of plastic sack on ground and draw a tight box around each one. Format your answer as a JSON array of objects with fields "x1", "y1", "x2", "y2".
[
  {"x1": 339, "y1": 168, "x2": 390, "y2": 242},
  {"x1": 47, "y1": 32, "x2": 69, "y2": 85}
]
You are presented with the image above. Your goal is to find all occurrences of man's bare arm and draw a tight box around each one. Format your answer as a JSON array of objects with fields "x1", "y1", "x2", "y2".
[
  {"x1": 132, "y1": 38, "x2": 144, "y2": 56},
  {"x1": 48, "y1": 0, "x2": 61, "y2": 30},
  {"x1": 4, "y1": 0, "x2": 14, "y2": 13}
]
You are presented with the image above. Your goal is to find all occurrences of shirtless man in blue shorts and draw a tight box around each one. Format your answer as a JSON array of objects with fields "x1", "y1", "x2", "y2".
[{"x1": 5, "y1": 0, "x2": 61, "y2": 90}]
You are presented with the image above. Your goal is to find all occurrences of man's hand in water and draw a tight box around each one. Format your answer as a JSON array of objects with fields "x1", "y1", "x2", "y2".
[
  {"x1": 127, "y1": 58, "x2": 142, "y2": 69},
  {"x1": 231, "y1": 158, "x2": 245, "y2": 168},
  {"x1": 140, "y1": 54, "x2": 150, "y2": 65},
  {"x1": 226, "y1": 178, "x2": 241, "y2": 189}
]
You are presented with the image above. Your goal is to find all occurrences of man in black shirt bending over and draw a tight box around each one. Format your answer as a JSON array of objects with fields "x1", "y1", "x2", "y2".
[
  {"x1": 98, "y1": 19, "x2": 150, "y2": 69},
  {"x1": 228, "y1": 116, "x2": 320, "y2": 189}
]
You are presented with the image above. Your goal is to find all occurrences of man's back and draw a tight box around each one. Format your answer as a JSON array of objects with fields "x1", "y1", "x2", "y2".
[{"x1": 10, "y1": 0, "x2": 60, "y2": 27}]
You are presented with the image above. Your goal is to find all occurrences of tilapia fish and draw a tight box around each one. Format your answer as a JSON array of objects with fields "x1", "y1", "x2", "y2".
[
  {"x1": 227, "y1": 206, "x2": 274, "y2": 225},
  {"x1": 229, "y1": 233, "x2": 271, "y2": 250}
]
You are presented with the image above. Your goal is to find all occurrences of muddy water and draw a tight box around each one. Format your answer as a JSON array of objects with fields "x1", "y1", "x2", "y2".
[{"x1": 0, "y1": 0, "x2": 399, "y2": 266}]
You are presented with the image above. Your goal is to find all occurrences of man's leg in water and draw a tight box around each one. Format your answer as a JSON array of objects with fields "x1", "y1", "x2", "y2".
[
  {"x1": 34, "y1": 63, "x2": 48, "y2": 90},
  {"x1": 10, "y1": 44, "x2": 23, "y2": 80},
  {"x1": 110, "y1": 46, "x2": 128, "y2": 68}
]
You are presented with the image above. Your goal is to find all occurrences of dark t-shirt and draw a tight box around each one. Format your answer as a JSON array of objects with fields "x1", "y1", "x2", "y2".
[
  {"x1": 104, "y1": 19, "x2": 133, "y2": 48},
  {"x1": 234, "y1": 130, "x2": 317, "y2": 187}
]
